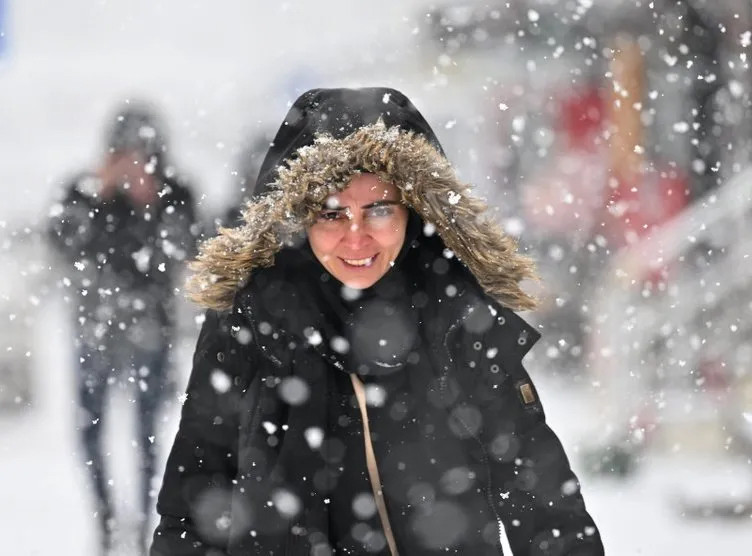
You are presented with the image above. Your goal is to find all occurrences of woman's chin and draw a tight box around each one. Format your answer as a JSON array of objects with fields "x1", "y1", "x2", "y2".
[
  {"x1": 340, "y1": 276, "x2": 378, "y2": 290},
  {"x1": 336, "y1": 268, "x2": 385, "y2": 290},
  {"x1": 329, "y1": 256, "x2": 383, "y2": 289}
]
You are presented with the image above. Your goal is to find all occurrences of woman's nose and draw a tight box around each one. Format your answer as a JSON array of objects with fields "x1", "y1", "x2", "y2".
[{"x1": 342, "y1": 216, "x2": 369, "y2": 245}]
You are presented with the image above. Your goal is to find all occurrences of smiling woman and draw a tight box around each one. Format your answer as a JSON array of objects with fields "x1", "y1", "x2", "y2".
[
  {"x1": 307, "y1": 174, "x2": 408, "y2": 289},
  {"x1": 151, "y1": 87, "x2": 604, "y2": 556}
]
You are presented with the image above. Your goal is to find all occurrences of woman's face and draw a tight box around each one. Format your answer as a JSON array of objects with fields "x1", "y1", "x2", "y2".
[{"x1": 307, "y1": 173, "x2": 408, "y2": 289}]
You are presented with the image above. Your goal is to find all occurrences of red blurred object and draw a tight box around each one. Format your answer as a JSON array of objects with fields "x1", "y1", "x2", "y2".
[
  {"x1": 522, "y1": 84, "x2": 609, "y2": 239},
  {"x1": 557, "y1": 85, "x2": 605, "y2": 151},
  {"x1": 604, "y1": 164, "x2": 689, "y2": 248}
]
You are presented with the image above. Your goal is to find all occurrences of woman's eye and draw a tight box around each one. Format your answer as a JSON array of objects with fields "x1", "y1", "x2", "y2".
[
  {"x1": 366, "y1": 206, "x2": 394, "y2": 219},
  {"x1": 318, "y1": 210, "x2": 342, "y2": 221}
]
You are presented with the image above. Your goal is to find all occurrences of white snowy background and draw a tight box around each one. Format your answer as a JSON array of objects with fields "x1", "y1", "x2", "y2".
[{"x1": 1, "y1": 0, "x2": 751, "y2": 554}]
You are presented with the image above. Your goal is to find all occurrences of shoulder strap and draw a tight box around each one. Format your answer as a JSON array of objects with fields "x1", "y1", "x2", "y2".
[{"x1": 350, "y1": 373, "x2": 399, "y2": 556}]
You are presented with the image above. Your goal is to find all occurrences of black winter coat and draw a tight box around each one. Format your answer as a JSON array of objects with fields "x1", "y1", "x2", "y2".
[
  {"x1": 48, "y1": 171, "x2": 198, "y2": 354},
  {"x1": 151, "y1": 88, "x2": 603, "y2": 555}
]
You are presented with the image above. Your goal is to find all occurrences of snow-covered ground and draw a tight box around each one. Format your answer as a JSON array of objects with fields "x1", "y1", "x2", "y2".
[{"x1": 2, "y1": 1, "x2": 751, "y2": 554}]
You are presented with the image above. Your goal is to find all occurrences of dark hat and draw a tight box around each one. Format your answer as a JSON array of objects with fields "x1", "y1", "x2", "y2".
[
  {"x1": 253, "y1": 87, "x2": 444, "y2": 197},
  {"x1": 106, "y1": 101, "x2": 167, "y2": 158}
]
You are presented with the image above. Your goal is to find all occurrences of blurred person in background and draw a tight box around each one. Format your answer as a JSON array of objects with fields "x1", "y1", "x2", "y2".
[
  {"x1": 657, "y1": 0, "x2": 727, "y2": 200},
  {"x1": 150, "y1": 87, "x2": 603, "y2": 555},
  {"x1": 47, "y1": 100, "x2": 200, "y2": 555}
]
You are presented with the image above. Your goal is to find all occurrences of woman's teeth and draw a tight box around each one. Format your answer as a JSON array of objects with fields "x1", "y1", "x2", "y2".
[{"x1": 343, "y1": 256, "x2": 375, "y2": 267}]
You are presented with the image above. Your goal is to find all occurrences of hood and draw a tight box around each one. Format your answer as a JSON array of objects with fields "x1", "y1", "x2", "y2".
[{"x1": 187, "y1": 87, "x2": 538, "y2": 312}]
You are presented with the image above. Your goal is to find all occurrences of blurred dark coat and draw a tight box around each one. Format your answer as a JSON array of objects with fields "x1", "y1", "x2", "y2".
[
  {"x1": 151, "y1": 88, "x2": 603, "y2": 555},
  {"x1": 48, "y1": 171, "x2": 198, "y2": 363}
]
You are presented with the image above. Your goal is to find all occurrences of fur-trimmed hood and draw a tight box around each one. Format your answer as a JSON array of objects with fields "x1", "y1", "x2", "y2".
[{"x1": 187, "y1": 88, "x2": 538, "y2": 312}]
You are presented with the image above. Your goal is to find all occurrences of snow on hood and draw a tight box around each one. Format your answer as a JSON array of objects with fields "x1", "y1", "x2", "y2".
[{"x1": 187, "y1": 118, "x2": 538, "y2": 312}]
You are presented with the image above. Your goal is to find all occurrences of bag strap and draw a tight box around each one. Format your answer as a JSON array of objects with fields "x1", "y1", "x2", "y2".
[{"x1": 350, "y1": 373, "x2": 399, "y2": 556}]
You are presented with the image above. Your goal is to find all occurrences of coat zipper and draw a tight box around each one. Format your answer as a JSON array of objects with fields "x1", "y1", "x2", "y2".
[
  {"x1": 241, "y1": 296, "x2": 280, "y2": 438},
  {"x1": 239, "y1": 293, "x2": 297, "y2": 554},
  {"x1": 441, "y1": 308, "x2": 505, "y2": 555}
]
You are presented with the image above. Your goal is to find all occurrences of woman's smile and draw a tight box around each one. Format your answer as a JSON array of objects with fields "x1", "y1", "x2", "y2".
[{"x1": 340, "y1": 254, "x2": 377, "y2": 267}]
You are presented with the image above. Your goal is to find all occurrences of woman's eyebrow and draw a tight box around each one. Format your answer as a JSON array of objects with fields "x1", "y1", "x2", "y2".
[
  {"x1": 319, "y1": 200, "x2": 400, "y2": 211},
  {"x1": 361, "y1": 200, "x2": 401, "y2": 209}
]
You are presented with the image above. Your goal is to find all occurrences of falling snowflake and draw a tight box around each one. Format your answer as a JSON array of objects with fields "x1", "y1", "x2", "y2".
[
  {"x1": 278, "y1": 376, "x2": 310, "y2": 405},
  {"x1": 364, "y1": 384, "x2": 387, "y2": 407},
  {"x1": 304, "y1": 327, "x2": 323, "y2": 346},
  {"x1": 210, "y1": 369, "x2": 232, "y2": 394},
  {"x1": 271, "y1": 489, "x2": 301, "y2": 518},
  {"x1": 330, "y1": 336, "x2": 350, "y2": 354},
  {"x1": 672, "y1": 121, "x2": 689, "y2": 133},
  {"x1": 304, "y1": 427, "x2": 324, "y2": 449}
]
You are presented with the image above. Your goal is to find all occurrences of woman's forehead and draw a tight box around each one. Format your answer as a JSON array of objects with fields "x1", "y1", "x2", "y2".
[{"x1": 324, "y1": 175, "x2": 399, "y2": 206}]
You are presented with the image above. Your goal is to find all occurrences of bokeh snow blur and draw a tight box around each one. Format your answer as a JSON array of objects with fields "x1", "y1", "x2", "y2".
[{"x1": 1, "y1": 0, "x2": 751, "y2": 554}]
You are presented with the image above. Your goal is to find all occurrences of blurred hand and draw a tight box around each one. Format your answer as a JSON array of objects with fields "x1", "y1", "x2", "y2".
[
  {"x1": 96, "y1": 153, "x2": 130, "y2": 199},
  {"x1": 96, "y1": 150, "x2": 158, "y2": 206}
]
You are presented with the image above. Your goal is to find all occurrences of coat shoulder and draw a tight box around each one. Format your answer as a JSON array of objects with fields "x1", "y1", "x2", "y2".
[
  {"x1": 193, "y1": 308, "x2": 258, "y2": 391},
  {"x1": 449, "y1": 284, "x2": 541, "y2": 363},
  {"x1": 446, "y1": 295, "x2": 546, "y2": 418}
]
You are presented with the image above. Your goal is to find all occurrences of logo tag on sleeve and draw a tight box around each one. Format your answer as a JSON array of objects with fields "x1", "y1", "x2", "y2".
[{"x1": 519, "y1": 383, "x2": 536, "y2": 405}]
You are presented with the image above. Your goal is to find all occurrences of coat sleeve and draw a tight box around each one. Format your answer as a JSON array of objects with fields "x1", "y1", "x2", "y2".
[
  {"x1": 150, "y1": 309, "x2": 253, "y2": 556},
  {"x1": 461, "y1": 306, "x2": 604, "y2": 556},
  {"x1": 47, "y1": 174, "x2": 121, "y2": 263}
]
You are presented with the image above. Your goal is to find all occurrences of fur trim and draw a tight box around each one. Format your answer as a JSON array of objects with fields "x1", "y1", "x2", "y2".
[{"x1": 187, "y1": 120, "x2": 538, "y2": 311}]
